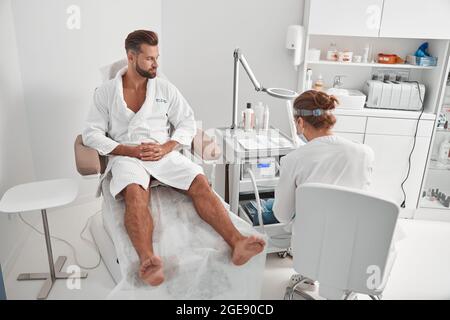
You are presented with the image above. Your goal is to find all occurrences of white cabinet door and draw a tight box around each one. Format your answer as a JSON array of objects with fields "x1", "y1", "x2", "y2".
[
  {"x1": 365, "y1": 117, "x2": 435, "y2": 137},
  {"x1": 335, "y1": 132, "x2": 365, "y2": 143},
  {"x1": 334, "y1": 115, "x2": 367, "y2": 133},
  {"x1": 308, "y1": 0, "x2": 383, "y2": 37},
  {"x1": 364, "y1": 134, "x2": 431, "y2": 210},
  {"x1": 379, "y1": 0, "x2": 450, "y2": 39}
]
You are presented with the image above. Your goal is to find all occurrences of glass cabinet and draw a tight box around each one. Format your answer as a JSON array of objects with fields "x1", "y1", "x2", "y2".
[{"x1": 419, "y1": 70, "x2": 450, "y2": 219}]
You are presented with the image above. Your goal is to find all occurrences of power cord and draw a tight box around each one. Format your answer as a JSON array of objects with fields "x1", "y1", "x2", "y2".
[
  {"x1": 246, "y1": 168, "x2": 291, "y2": 249},
  {"x1": 400, "y1": 80, "x2": 424, "y2": 208},
  {"x1": 18, "y1": 210, "x2": 103, "y2": 270}
]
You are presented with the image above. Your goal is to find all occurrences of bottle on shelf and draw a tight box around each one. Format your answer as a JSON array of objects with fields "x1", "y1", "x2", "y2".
[
  {"x1": 326, "y1": 43, "x2": 338, "y2": 61},
  {"x1": 263, "y1": 105, "x2": 270, "y2": 130},
  {"x1": 254, "y1": 101, "x2": 265, "y2": 130},
  {"x1": 243, "y1": 103, "x2": 255, "y2": 131},
  {"x1": 363, "y1": 44, "x2": 370, "y2": 63},
  {"x1": 313, "y1": 74, "x2": 324, "y2": 91},
  {"x1": 305, "y1": 68, "x2": 313, "y2": 90}
]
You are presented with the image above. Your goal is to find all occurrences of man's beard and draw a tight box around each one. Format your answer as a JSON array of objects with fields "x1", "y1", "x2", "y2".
[{"x1": 135, "y1": 62, "x2": 157, "y2": 79}]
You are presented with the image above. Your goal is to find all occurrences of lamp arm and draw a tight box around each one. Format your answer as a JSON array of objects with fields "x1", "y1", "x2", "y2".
[
  {"x1": 231, "y1": 48, "x2": 265, "y2": 129},
  {"x1": 239, "y1": 53, "x2": 263, "y2": 92},
  {"x1": 231, "y1": 49, "x2": 240, "y2": 129}
]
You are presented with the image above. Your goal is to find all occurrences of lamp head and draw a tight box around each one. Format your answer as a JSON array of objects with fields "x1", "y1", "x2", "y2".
[{"x1": 263, "y1": 87, "x2": 298, "y2": 100}]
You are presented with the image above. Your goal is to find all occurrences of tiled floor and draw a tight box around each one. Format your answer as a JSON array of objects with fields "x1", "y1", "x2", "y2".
[{"x1": 4, "y1": 199, "x2": 450, "y2": 300}]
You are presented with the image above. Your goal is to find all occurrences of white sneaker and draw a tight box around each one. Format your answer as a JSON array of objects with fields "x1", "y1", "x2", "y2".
[{"x1": 289, "y1": 274, "x2": 317, "y2": 292}]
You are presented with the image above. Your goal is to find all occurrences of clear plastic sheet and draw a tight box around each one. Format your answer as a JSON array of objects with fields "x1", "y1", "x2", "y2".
[{"x1": 101, "y1": 174, "x2": 267, "y2": 299}]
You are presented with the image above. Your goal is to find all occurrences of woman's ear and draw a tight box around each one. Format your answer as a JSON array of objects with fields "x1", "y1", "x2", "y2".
[{"x1": 295, "y1": 117, "x2": 304, "y2": 134}]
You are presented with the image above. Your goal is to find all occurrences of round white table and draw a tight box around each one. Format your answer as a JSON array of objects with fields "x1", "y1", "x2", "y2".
[{"x1": 0, "y1": 179, "x2": 87, "y2": 300}]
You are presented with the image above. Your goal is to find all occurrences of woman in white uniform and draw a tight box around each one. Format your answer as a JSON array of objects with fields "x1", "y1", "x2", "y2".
[
  {"x1": 273, "y1": 90, "x2": 374, "y2": 223},
  {"x1": 273, "y1": 90, "x2": 374, "y2": 289}
]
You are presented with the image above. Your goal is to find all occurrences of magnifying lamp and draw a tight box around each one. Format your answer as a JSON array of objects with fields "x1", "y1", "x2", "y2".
[
  {"x1": 231, "y1": 48, "x2": 298, "y2": 129},
  {"x1": 262, "y1": 87, "x2": 298, "y2": 99}
]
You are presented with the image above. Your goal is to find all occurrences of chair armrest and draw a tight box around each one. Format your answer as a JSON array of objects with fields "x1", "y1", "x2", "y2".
[
  {"x1": 75, "y1": 130, "x2": 221, "y2": 175},
  {"x1": 74, "y1": 135, "x2": 107, "y2": 175},
  {"x1": 191, "y1": 129, "x2": 222, "y2": 161}
]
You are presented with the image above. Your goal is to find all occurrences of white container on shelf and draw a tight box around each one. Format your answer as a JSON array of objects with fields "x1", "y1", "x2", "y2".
[
  {"x1": 307, "y1": 48, "x2": 321, "y2": 61},
  {"x1": 353, "y1": 55, "x2": 362, "y2": 63},
  {"x1": 363, "y1": 45, "x2": 370, "y2": 63},
  {"x1": 305, "y1": 68, "x2": 313, "y2": 90},
  {"x1": 438, "y1": 140, "x2": 450, "y2": 164},
  {"x1": 338, "y1": 50, "x2": 353, "y2": 62},
  {"x1": 263, "y1": 105, "x2": 270, "y2": 130},
  {"x1": 326, "y1": 43, "x2": 338, "y2": 61},
  {"x1": 254, "y1": 102, "x2": 265, "y2": 130}
]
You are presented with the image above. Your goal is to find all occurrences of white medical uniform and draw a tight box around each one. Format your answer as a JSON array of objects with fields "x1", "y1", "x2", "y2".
[
  {"x1": 82, "y1": 66, "x2": 203, "y2": 198},
  {"x1": 273, "y1": 135, "x2": 374, "y2": 223}
]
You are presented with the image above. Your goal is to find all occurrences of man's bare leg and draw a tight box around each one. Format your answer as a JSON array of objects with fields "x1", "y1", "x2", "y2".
[
  {"x1": 186, "y1": 175, "x2": 266, "y2": 265},
  {"x1": 122, "y1": 184, "x2": 164, "y2": 286}
]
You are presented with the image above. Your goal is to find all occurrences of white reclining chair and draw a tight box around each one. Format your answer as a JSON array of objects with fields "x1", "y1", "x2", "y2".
[
  {"x1": 73, "y1": 61, "x2": 267, "y2": 299},
  {"x1": 74, "y1": 59, "x2": 223, "y2": 283},
  {"x1": 285, "y1": 183, "x2": 399, "y2": 300}
]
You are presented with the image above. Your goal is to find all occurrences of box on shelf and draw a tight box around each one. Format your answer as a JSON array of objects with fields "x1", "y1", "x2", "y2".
[{"x1": 406, "y1": 55, "x2": 438, "y2": 67}]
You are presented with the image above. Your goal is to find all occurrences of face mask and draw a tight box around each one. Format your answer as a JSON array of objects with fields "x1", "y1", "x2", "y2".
[
  {"x1": 297, "y1": 133, "x2": 308, "y2": 144},
  {"x1": 295, "y1": 119, "x2": 308, "y2": 144}
]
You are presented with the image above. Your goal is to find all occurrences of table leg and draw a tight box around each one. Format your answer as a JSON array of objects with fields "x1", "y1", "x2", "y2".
[
  {"x1": 16, "y1": 209, "x2": 88, "y2": 299},
  {"x1": 54, "y1": 256, "x2": 66, "y2": 272},
  {"x1": 41, "y1": 209, "x2": 56, "y2": 282},
  {"x1": 37, "y1": 278, "x2": 54, "y2": 300}
]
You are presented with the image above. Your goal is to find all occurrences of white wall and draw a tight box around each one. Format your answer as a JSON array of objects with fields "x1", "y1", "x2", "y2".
[
  {"x1": 162, "y1": 0, "x2": 304, "y2": 135},
  {"x1": 2, "y1": 0, "x2": 303, "y2": 201},
  {"x1": 10, "y1": 0, "x2": 162, "y2": 199},
  {"x1": 0, "y1": 0, "x2": 303, "y2": 275},
  {"x1": 4, "y1": 0, "x2": 303, "y2": 203},
  {"x1": 0, "y1": 0, "x2": 36, "y2": 272}
]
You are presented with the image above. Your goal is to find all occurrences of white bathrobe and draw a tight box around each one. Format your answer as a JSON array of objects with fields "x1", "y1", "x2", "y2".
[
  {"x1": 273, "y1": 135, "x2": 375, "y2": 223},
  {"x1": 82, "y1": 66, "x2": 203, "y2": 197}
]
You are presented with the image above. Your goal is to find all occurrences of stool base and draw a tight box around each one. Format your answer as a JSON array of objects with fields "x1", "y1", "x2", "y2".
[{"x1": 17, "y1": 256, "x2": 88, "y2": 300}]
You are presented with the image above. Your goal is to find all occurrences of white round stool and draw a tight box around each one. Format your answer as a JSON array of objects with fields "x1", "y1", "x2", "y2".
[{"x1": 0, "y1": 179, "x2": 87, "y2": 299}]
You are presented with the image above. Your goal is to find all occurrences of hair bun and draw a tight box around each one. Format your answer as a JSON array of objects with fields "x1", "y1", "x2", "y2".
[
  {"x1": 324, "y1": 94, "x2": 338, "y2": 110},
  {"x1": 293, "y1": 90, "x2": 337, "y2": 130}
]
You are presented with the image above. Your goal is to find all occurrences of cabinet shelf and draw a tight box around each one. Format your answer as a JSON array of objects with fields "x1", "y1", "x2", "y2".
[
  {"x1": 429, "y1": 159, "x2": 450, "y2": 171},
  {"x1": 239, "y1": 177, "x2": 279, "y2": 193},
  {"x1": 420, "y1": 198, "x2": 450, "y2": 210},
  {"x1": 306, "y1": 60, "x2": 436, "y2": 70}
]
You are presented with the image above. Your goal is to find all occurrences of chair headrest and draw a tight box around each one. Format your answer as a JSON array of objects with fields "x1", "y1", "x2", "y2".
[
  {"x1": 99, "y1": 59, "x2": 127, "y2": 82},
  {"x1": 99, "y1": 59, "x2": 167, "y2": 83}
]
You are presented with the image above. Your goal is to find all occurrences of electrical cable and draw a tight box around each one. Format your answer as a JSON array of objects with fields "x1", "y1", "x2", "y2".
[
  {"x1": 18, "y1": 209, "x2": 103, "y2": 270},
  {"x1": 246, "y1": 168, "x2": 291, "y2": 249},
  {"x1": 400, "y1": 81, "x2": 424, "y2": 208}
]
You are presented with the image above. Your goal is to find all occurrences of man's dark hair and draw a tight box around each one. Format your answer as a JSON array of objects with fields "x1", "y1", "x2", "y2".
[{"x1": 125, "y1": 30, "x2": 159, "y2": 53}]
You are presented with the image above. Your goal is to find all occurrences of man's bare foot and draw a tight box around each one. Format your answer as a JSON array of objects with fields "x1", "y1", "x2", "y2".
[
  {"x1": 139, "y1": 255, "x2": 165, "y2": 286},
  {"x1": 231, "y1": 235, "x2": 266, "y2": 266}
]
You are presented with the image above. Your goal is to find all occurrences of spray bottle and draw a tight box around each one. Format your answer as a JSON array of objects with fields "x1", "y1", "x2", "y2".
[{"x1": 243, "y1": 103, "x2": 255, "y2": 131}]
